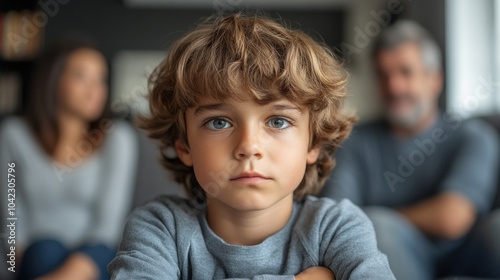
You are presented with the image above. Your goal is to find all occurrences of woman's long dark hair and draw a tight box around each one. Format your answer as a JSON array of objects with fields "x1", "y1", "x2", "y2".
[{"x1": 26, "y1": 41, "x2": 110, "y2": 155}]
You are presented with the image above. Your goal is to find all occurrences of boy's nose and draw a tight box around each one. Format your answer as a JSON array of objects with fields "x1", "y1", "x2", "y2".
[{"x1": 234, "y1": 125, "x2": 264, "y2": 160}]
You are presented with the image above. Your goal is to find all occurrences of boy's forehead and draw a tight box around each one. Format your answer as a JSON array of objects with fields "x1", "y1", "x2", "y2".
[{"x1": 190, "y1": 97, "x2": 305, "y2": 115}]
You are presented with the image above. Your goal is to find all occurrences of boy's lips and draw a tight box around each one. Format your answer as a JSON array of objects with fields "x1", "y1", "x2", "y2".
[{"x1": 230, "y1": 171, "x2": 271, "y2": 183}]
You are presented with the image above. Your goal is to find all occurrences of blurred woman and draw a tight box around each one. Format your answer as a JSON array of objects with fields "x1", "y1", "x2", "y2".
[{"x1": 0, "y1": 41, "x2": 138, "y2": 280}]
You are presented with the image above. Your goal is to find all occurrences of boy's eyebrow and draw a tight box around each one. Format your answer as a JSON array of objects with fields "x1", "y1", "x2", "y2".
[
  {"x1": 272, "y1": 104, "x2": 303, "y2": 113},
  {"x1": 194, "y1": 103, "x2": 228, "y2": 116}
]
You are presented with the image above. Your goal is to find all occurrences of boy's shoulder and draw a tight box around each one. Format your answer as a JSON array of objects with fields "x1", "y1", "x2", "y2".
[
  {"x1": 293, "y1": 196, "x2": 376, "y2": 261},
  {"x1": 133, "y1": 195, "x2": 199, "y2": 216},
  {"x1": 296, "y1": 196, "x2": 369, "y2": 231},
  {"x1": 299, "y1": 195, "x2": 363, "y2": 214},
  {"x1": 126, "y1": 195, "x2": 201, "y2": 234}
]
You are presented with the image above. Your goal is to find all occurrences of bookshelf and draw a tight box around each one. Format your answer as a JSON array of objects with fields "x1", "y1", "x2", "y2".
[{"x1": 0, "y1": 1, "x2": 43, "y2": 119}]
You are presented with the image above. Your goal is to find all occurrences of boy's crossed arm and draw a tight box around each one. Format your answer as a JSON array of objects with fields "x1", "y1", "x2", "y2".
[
  {"x1": 222, "y1": 267, "x2": 335, "y2": 280},
  {"x1": 295, "y1": 266, "x2": 336, "y2": 280}
]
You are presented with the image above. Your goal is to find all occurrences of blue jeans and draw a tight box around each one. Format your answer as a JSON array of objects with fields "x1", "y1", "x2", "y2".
[
  {"x1": 364, "y1": 207, "x2": 500, "y2": 280},
  {"x1": 18, "y1": 239, "x2": 115, "y2": 280}
]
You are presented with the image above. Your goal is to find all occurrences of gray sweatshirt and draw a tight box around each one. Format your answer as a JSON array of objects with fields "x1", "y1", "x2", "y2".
[{"x1": 109, "y1": 195, "x2": 395, "y2": 279}]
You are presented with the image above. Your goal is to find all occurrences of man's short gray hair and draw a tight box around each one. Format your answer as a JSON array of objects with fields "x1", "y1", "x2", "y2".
[{"x1": 374, "y1": 20, "x2": 442, "y2": 72}]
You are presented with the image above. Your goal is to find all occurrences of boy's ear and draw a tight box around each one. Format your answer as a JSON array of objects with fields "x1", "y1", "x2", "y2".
[
  {"x1": 175, "y1": 140, "x2": 193, "y2": 166},
  {"x1": 306, "y1": 146, "x2": 320, "y2": 164}
]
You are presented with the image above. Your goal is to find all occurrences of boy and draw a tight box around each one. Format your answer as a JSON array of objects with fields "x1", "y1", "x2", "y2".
[{"x1": 109, "y1": 13, "x2": 395, "y2": 279}]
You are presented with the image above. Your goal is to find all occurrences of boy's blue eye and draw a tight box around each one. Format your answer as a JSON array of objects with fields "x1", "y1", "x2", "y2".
[
  {"x1": 206, "y1": 118, "x2": 231, "y2": 130},
  {"x1": 267, "y1": 117, "x2": 291, "y2": 129}
]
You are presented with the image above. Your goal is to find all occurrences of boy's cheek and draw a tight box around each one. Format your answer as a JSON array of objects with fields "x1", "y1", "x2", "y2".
[
  {"x1": 194, "y1": 168, "x2": 231, "y2": 198},
  {"x1": 193, "y1": 155, "x2": 236, "y2": 184}
]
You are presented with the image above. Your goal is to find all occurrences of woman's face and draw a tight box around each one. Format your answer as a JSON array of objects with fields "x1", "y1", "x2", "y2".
[{"x1": 58, "y1": 48, "x2": 108, "y2": 121}]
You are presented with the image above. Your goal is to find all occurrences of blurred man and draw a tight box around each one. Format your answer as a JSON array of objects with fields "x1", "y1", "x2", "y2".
[{"x1": 321, "y1": 20, "x2": 500, "y2": 280}]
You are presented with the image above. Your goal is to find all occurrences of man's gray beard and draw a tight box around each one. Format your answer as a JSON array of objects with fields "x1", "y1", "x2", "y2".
[{"x1": 386, "y1": 101, "x2": 429, "y2": 128}]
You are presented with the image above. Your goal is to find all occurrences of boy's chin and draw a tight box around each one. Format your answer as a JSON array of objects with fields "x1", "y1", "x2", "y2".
[{"x1": 207, "y1": 191, "x2": 294, "y2": 212}]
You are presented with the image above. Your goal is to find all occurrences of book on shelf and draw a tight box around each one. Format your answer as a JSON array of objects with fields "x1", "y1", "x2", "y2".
[{"x1": 1, "y1": 10, "x2": 44, "y2": 60}]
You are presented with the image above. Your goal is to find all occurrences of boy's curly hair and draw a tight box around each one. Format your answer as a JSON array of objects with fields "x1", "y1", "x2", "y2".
[{"x1": 139, "y1": 13, "x2": 356, "y2": 201}]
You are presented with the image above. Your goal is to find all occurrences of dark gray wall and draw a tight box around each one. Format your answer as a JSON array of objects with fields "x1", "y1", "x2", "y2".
[{"x1": 44, "y1": 0, "x2": 345, "y2": 58}]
